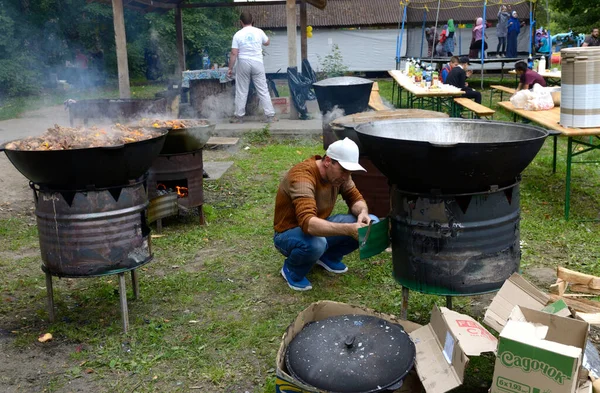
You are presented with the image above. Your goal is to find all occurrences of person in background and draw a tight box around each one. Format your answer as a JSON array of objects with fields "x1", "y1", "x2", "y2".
[
  {"x1": 441, "y1": 56, "x2": 459, "y2": 83},
  {"x1": 506, "y1": 11, "x2": 522, "y2": 58},
  {"x1": 425, "y1": 27, "x2": 436, "y2": 57},
  {"x1": 514, "y1": 60, "x2": 547, "y2": 91},
  {"x1": 496, "y1": 5, "x2": 511, "y2": 57},
  {"x1": 273, "y1": 138, "x2": 379, "y2": 291},
  {"x1": 445, "y1": 56, "x2": 482, "y2": 104},
  {"x1": 436, "y1": 25, "x2": 448, "y2": 57},
  {"x1": 582, "y1": 28, "x2": 600, "y2": 47},
  {"x1": 445, "y1": 19, "x2": 456, "y2": 56},
  {"x1": 470, "y1": 18, "x2": 488, "y2": 59},
  {"x1": 227, "y1": 11, "x2": 277, "y2": 124}
]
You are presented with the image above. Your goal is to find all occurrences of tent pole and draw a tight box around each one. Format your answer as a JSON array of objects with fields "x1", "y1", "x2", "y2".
[
  {"x1": 396, "y1": 3, "x2": 406, "y2": 69},
  {"x1": 429, "y1": 0, "x2": 442, "y2": 67},
  {"x1": 546, "y1": 0, "x2": 551, "y2": 66},
  {"x1": 397, "y1": 3, "x2": 407, "y2": 70},
  {"x1": 459, "y1": 25, "x2": 462, "y2": 55},
  {"x1": 529, "y1": 0, "x2": 533, "y2": 57},
  {"x1": 481, "y1": 0, "x2": 487, "y2": 90},
  {"x1": 420, "y1": 11, "x2": 427, "y2": 58}
]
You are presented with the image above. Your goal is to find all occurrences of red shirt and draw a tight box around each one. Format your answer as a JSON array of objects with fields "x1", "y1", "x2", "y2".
[{"x1": 520, "y1": 69, "x2": 546, "y2": 88}]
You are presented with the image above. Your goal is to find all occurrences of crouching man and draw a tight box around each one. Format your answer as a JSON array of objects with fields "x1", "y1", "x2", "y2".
[{"x1": 273, "y1": 138, "x2": 379, "y2": 291}]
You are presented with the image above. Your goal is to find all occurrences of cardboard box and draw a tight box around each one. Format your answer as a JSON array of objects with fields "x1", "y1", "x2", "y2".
[
  {"x1": 276, "y1": 300, "x2": 497, "y2": 393},
  {"x1": 483, "y1": 273, "x2": 551, "y2": 333},
  {"x1": 490, "y1": 306, "x2": 589, "y2": 393}
]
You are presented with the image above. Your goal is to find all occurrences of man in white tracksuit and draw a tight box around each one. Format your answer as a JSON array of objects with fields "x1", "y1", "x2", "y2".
[{"x1": 227, "y1": 12, "x2": 276, "y2": 123}]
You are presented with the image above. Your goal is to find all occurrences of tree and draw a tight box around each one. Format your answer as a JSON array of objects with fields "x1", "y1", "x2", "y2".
[
  {"x1": 550, "y1": 0, "x2": 599, "y2": 34},
  {"x1": 0, "y1": 0, "x2": 239, "y2": 98}
]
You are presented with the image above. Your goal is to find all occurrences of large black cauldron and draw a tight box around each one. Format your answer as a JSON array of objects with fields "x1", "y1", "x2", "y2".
[
  {"x1": 355, "y1": 119, "x2": 549, "y2": 193},
  {"x1": 1, "y1": 130, "x2": 168, "y2": 190},
  {"x1": 313, "y1": 76, "x2": 373, "y2": 116}
]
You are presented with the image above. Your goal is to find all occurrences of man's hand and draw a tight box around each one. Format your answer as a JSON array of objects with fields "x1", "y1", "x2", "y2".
[
  {"x1": 357, "y1": 211, "x2": 371, "y2": 226},
  {"x1": 466, "y1": 70, "x2": 473, "y2": 77},
  {"x1": 227, "y1": 68, "x2": 233, "y2": 77}
]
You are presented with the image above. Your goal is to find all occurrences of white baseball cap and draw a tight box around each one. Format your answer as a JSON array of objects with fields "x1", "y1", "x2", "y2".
[{"x1": 326, "y1": 138, "x2": 366, "y2": 172}]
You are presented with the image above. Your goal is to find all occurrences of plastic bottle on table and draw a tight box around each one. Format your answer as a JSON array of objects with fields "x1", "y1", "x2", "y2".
[
  {"x1": 538, "y1": 56, "x2": 546, "y2": 73},
  {"x1": 527, "y1": 54, "x2": 534, "y2": 70}
]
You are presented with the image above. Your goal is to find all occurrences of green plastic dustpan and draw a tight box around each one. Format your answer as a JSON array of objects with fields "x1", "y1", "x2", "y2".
[{"x1": 358, "y1": 217, "x2": 390, "y2": 259}]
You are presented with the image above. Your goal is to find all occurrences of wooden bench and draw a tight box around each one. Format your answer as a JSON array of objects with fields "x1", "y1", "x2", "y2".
[
  {"x1": 205, "y1": 137, "x2": 239, "y2": 148},
  {"x1": 453, "y1": 98, "x2": 495, "y2": 119},
  {"x1": 489, "y1": 85, "x2": 516, "y2": 107},
  {"x1": 368, "y1": 82, "x2": 389, "y2": 111}
]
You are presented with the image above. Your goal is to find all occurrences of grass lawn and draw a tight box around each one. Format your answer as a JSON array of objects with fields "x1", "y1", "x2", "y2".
[{"x1": 0, "y1": 78, "x2": 599, "y2": 392}]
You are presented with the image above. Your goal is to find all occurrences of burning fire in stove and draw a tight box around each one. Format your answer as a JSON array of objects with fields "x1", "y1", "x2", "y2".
[
  {"x1": 175, "y1": 186, "x2": 188, "y2": 198},
  {"x1": 157, "y1": 183, "x2": 188, "y2": 198}
]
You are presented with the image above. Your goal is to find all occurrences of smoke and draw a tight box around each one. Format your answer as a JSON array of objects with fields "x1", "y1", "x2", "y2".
[
  {"x1": 322, "y1": 106, "x2": 346, "y2": 126},
  {"x1": 199, "y1": 92, "x2": 235, "y2": 122}
]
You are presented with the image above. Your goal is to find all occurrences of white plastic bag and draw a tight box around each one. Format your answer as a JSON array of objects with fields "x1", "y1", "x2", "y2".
[
  {"x1": 510, "y1": 89, "x2": 534, "y2": 109},
  {"x1": 510, "y1": 84, "x2": 555, "y2": 111},
  {"x1": 523, "y1": 83, "x2": 555, "y2": 111}
]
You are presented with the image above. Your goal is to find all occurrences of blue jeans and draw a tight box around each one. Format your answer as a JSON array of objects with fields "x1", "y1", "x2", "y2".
[{"x1": 273, "y1": 214, "x2": 379, "y2": 281}]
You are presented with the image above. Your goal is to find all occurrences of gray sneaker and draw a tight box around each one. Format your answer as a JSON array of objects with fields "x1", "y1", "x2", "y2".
[{"x1": 264, "y1": 116, "x2": 279, "y2": 124}]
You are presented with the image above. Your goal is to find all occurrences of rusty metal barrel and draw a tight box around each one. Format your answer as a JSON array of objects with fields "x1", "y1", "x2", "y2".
[
  {"x1": 34, "y1": 182, "x2": 152, "y2": 277},
  {"x1": 390, "y1": 183, "x2": 521, "y2": 296}
]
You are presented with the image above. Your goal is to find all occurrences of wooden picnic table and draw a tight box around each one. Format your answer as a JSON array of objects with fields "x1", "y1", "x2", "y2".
[
  {"x1": 388, "y1": 70, "x2": 464, "y2": 113},
  {"x1": 498, "y1": 101, "x2": 600, "y2": 220}
]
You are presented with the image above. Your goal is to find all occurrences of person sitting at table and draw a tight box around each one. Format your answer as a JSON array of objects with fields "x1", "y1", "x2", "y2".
[
  {"x1": 445, "y1": 56, "x2": 482, "y2": 104},
  {"x1": 582, "y1": 28, "x2": 600, "y2": 47},
  {"x1": 440, "y1": 56, "x2": 459, "y2": 83},
  {"x1": 514, "y1": 60, "x2": 546, "y2": 92}
]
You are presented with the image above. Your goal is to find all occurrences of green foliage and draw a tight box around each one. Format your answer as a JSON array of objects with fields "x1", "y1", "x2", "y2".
[
  {"x1": 549, "y1": 0, "x2": 600, "y2": 34},
  {"x1": 0, "y1": 0, "x2": 239, "y2": 98},
  {"x1": 316, "y1": 44, "x2": 349, "y2": 80}
]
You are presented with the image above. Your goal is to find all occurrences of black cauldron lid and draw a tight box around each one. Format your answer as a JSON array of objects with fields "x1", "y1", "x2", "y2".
[{"x1": 285, "y1": 314, "x2": 416, "y2": 393}]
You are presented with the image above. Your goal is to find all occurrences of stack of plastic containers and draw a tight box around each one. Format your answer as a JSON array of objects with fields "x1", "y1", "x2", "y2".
[{"x1": 560, "y1": 47, "x2": 600, "y2": 128}]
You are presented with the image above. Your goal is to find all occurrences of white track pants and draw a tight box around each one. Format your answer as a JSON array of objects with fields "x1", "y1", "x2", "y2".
[{"x1": 234, "y1": 58, "x2": 275, "y2": 118}]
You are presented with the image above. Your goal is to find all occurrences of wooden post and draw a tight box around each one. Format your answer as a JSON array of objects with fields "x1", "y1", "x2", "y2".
[
  {"x1": 111, "y1": 0, "x2": 131, "y2": 99},
  {"x1": 287, "y1": 0, "x2": 299, "y2": 119},
  {"x1": 175, "y1": 5, "x2": 186, "y2": 75},
  {"x1": 300, "y1": 0, "x2": 308, "y2": 63}
]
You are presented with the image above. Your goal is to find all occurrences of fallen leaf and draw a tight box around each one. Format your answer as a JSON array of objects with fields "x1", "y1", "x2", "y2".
[
  {"x1": 85, "y1": 368, "x2": 94, "y2": 374},
  {"x1": 296, "y1": 150, "x2": 302, "y2": 155},
  {"x1": 79, "y1": 360, "x2": 87, "y2": 366},
  {"x1": 151, "y1": 234, "x2": 165, "y2": 238},
  {"x1": 38, "y1": 333, "x2": 53, "y2": 343},
  {"x1": 152, "y1": 375, "x2": 158, "y2": 380}
]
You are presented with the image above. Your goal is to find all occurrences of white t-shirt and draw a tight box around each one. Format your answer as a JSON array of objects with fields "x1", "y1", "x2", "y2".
[{"x1": 231, "y1": 26, "x2": 269, "y2": 63}]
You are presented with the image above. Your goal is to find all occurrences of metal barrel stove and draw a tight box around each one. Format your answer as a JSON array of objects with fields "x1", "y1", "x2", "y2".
[
  {"x1": 390, "y1": 183, "x2": 520, "y2": 296},
  {"x1": 355, "y1": 119, "x2": 548, "y2": 312},
  {"x1": 34, "y1": 182, "x2": 152, "y2": 278}
]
